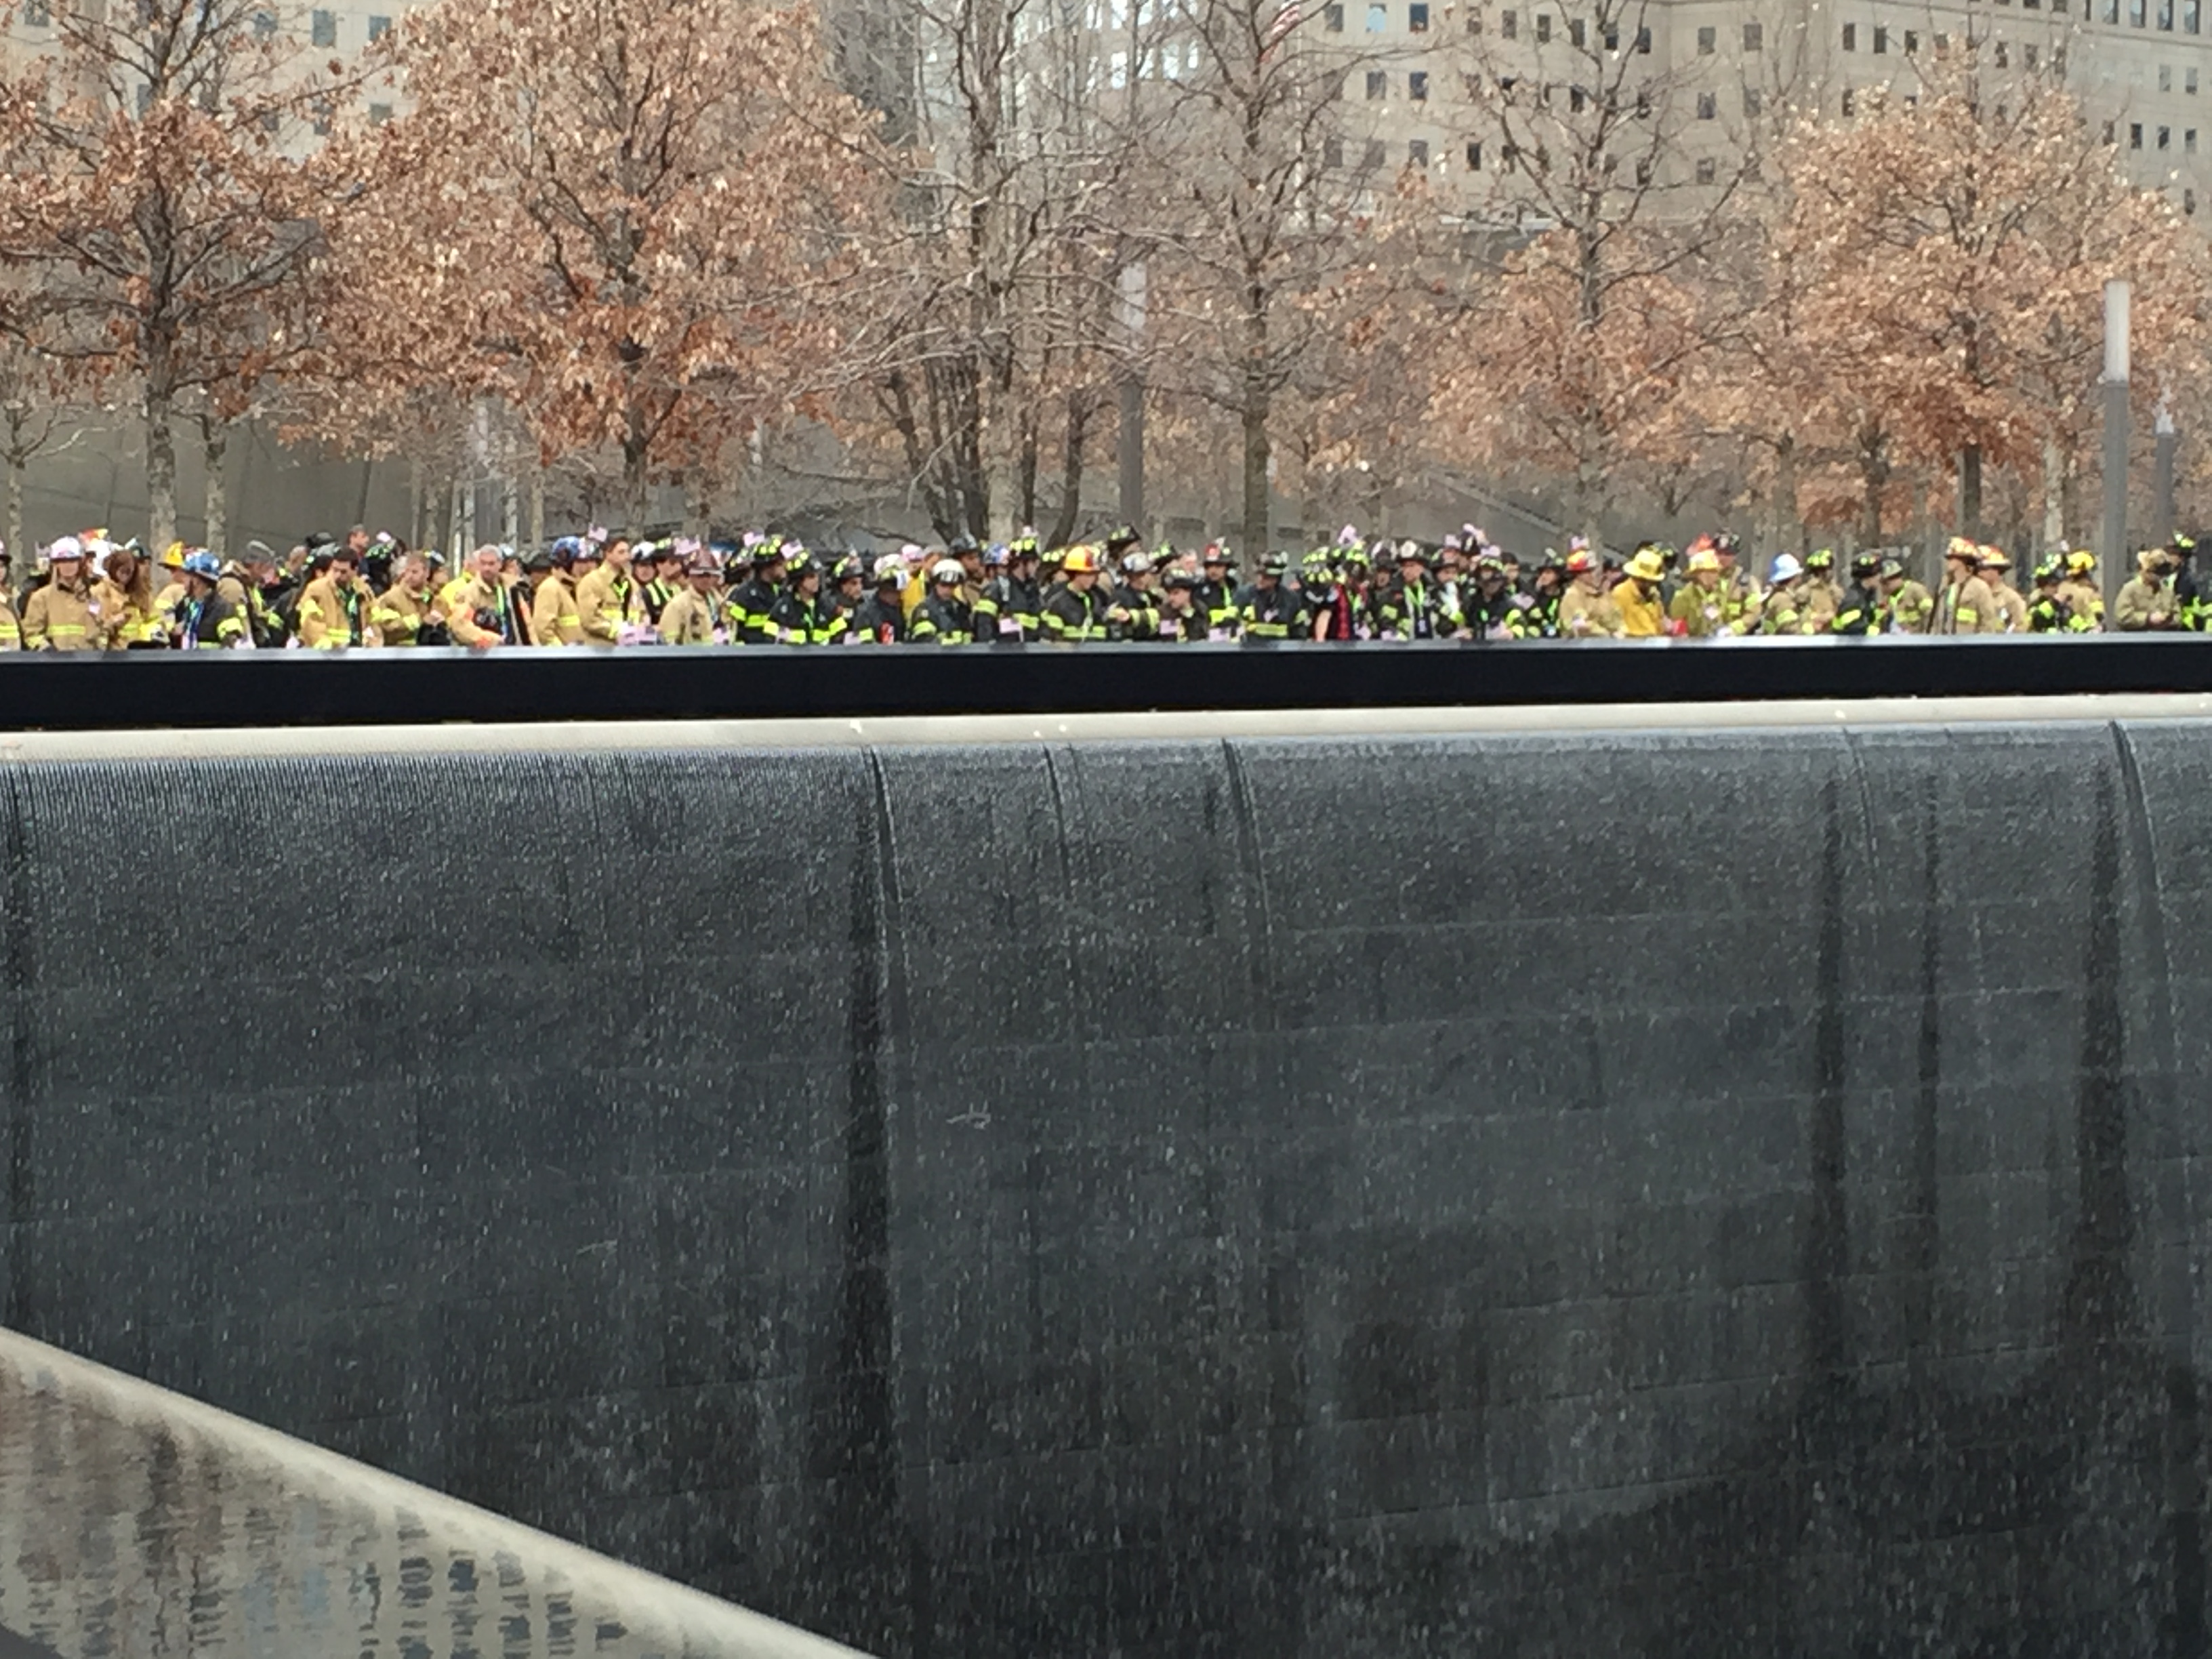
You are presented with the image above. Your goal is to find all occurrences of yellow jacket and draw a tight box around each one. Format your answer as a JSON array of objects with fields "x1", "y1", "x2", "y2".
[
  {"x1": 298, "y1": 573, "x2": 377, "y2": 648},
  {"x1": 369, "y1": 583, "x2": 435, "y2": 646},
  {"x1": 94, "y1": 577, "x2": 161, "y2": 647},
  {"x1": 573, "y1": 565, "x2": 636, "y2": 644},
  {"x1": 531, "y1": 571, "x2": 585, "y2": 646},
  {"x1": 1615, "y1": 578, "x2": 1664, "y2": 637},
  {"x1": 1557, "y1": 584, "x2": 1623, "y2": 639},
  {"x1": 22, "y1": 578, "x2": 106, "y2": 651},
  {"x1": 659, "y1": 586, "x2": 720, "y2": 645}
]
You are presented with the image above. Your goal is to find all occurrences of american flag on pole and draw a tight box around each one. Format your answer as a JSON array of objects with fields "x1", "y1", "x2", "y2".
[{"x1": 1261, "y1": 0, "x2": 1302, "y2": 60}]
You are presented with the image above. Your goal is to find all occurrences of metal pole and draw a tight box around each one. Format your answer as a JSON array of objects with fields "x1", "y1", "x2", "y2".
[
  {"x1": 2102, "y1": 279, "x2": 2131, "y2": 611},
  {"x1": 2155, "y1": 402, "x2": 2177, "y2": 546}
]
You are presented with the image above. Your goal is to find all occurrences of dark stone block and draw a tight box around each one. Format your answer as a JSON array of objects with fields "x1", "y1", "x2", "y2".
[{"x1": 1, "y1": 726, "x2": 2208, "y2": 1654}]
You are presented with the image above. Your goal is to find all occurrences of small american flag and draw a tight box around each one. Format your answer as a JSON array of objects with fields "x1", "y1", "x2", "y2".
[{"x1": 1261, "y1": 0, "x2": 1302, "y2": 56}]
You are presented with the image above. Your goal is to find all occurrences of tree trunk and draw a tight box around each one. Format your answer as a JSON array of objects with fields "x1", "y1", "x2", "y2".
[
  {"x1": 2042, "y1": 437, "x2": 2066, "y2": 552},
  {"x1": 1241, "y1": 289, "x2": 1270, "y2": 560},
  {"x1": 1242, "y1": 393, "x2": 1269, "y2": 560},
  {"x1": 1771, "y1": 433, "x2": 1800, "y2": 556},
  {"x1": 202, "y1": 418, "x2": 228, "y2": 558},
  {"x1": 1049, "y1": 390, "x2": 1090, "y2": 550},
  {"x1": 623, "y1": 400, "x2": 649, "y2": 535},
  {"x1": 1860, "y1": 459, "x2": 1884, "y2": 546},
  {"x1": 144, "y1": 380, "x2": 178, "y2": 556},
  {"x1": 1017, "y1": 403, "x2": 1040, "y2": 533},
  {"x1": 1959, "y1": 443, "x2": 1983, "y2": 538},
  {"x1": 527, "y1": 464, "x2": 545, "y2": 552},
  {"x1": 5, "y1": 459, "x2": 22, "y2": 598},
  {"x1": 448, "y1": 476, "x2": 465, "y2": 556}
]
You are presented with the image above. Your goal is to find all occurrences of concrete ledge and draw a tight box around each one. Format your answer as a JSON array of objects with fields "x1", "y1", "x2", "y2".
[
  {"x1": 1, "y1": 693, "x2": 2210, "y2": 760},
  {"x1": 0, "y1": 1329, "x2": 869, "y2": 1659}
]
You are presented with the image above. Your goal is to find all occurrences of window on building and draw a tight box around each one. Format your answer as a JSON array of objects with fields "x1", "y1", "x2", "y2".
[
  {"x1": 1366, "y1": 3, "x2": 1386, "y2": 27},
  {"x1": 2054, "y1": 44, "x2": 2066, "y2": 69},
  {"x1": 2131, "y1": 0, "x2": 2146, "y2": 25},
  {"x1": 367, "y1": 12, "x2": 390, "y2": 39},
  {"x1": 310, "y1": 7, "x2": 335, "y2": 45},
  {"x1": 1409, "y1": 137, "x2": 1429, "y2": 164},
  {"x1": 2161, "y1": 0, "x2": 2175, "y2": 24},
  {"x1": 1874, "y1": 24, "x2": 1889, "y2": 49},
  {"x1": 1635, "y1": 156, "x2": 1652, "y2": 184},
  {"x1": 1568, "y1": 15, "x2": 1583, "y2": 43},
  {"x1": 1841, "y1": 21, "x2": 1856, "y2": 49},
  {"x1": 1696, "y1": 23, "x2": 1715, "y2": 51},
  {"x1": 1466, "y1": 8, "x2": 1481, "y2": 30},
  {"x1": 369, "y1": 102, "x2": 392, "y2": 123},
  {"x1": 1635, "y1": 87, "x2": 1650, "y2": 115},
  {"x1": 1744, "y1": 20, "x2": 1763, "y2": 47},
  {"x1": 251, "y1": 7, "x2": 275, "y2": 35},
  {"x1": 1696, "y1": 157, "x2": 1717, "y2": 184},
  {"x1": 2131, "y1": 119, "x2": 2145, "y2": 145},
  {"x1": 2102, "y1": 0, "x2": 2119, "y2": 21},
  {"x1": 1744, "y1": 85, "x2": 1763, "y2": 114},
  {"x1": 311, "y1": 96, "x2": 333, "y2": 135},
  {"x1": 1324, "y1": 3, "x2": 1343, "y2": 27},
  {"x1": 1934, "y1": 30, "x2": 1950, "y2": 46},
  {"x1": 1843, "y1": 86, "x2": 1857, "y2": 114},
  {"x1": 1364, "y1": 138, "x2": 1387, "y2": 166},
  {"x1": 1366, "y1": 68, "x2": 1387, "y2": 97},
  {"x1": 1635, "y1": 24, "x2": 1650, "y2": 50},
  {"x1": 1466, "y1": 140, "x2": 1482, "y2": 167},
  {"x1": 2192, "y1": 65, "x2": 2201, "y2": 89},
  {"x1": 2160, "y1": 123, "x2": 2173, "y2": 146},
  {"x1": 1109, "y1": 49, "x2": 1127, "y2": 87},
  {"x1": 1324, "y1": 136, "x2": 1345, "y2": 165},
  {"x1": 2188, "y1": 0, "x2": 2203, "y2": 28},
  {"x1": 1502, "y1": 140, "x2": 1519, "y2": 168},
  {"x1": 2190, "y1": 127, "x2": 2200, "y2": 148},
  {"x1": 1570, "y1": 83, "x2": 1586, "y2": 108},
  {"x1": 2163, "y1": 62, "x2": 2174, "y2": 86},
  {"x1": 2187, "y1": 187, "x2": 2198, "y2": 213},
  {"x1": 2025, "y1": 0, "x2": 2041, "y2": 9},
  {"x1": 1994, "y1": 39, "x2": 2008, "y2": 63},
  {"x1": 2024, "y1": 42, "x2": 2039, "y2": 64},
  {"x1": 1408, "y1": 0, "x2": 1428, "y2": 26},
  {"x1": 1696, "y1": 89, "x2": 1717, "y2": 117},
  {"x1": 135, "y1": 82, "x2": 152, "y2": 115},
  {"x1": 1905, "y1": 27, "x2": 1920, "y2": 48},
  {"x1": 1500, "y1": 8, "x2": 1517, "y2": 35},
  {"x1": 2053, "y1": 0, "x2": 2068, "y2": 10},
  {"x1": 1603, "y1": 23, "x2": 1618, "y2": 47},
  {"x1": 2104, "y1": 117, "x2": 2117, "y2": 140},
  {"x1": 1535, "y1": 11, "x2": 1551, "y2": 39},
  {"x1": 1410, "y1": 68, "x2": 1428, "y2": 97}
]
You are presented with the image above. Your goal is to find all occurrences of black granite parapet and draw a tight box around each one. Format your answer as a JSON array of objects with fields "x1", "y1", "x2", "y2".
[
  {"x1": 0, "y1": 635, "x2": 2211, "y2": 727},
  {"x1": 0, "y1": 722, "x2": 2207, "y2": 1656}
]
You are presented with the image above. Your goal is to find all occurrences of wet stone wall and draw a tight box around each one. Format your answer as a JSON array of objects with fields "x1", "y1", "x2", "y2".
[{"x1": 0, "y1": 725, "x2": 2207, "y2": 1657}]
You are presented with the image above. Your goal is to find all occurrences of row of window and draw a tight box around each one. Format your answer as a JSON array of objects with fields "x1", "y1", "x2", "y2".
[
  {"x1": 2092, "y1": 0, "x2": 2207, "y2": 27},
  {"x1": 1323, "y1": 2, "x2": 1431, "y2": 30},
  {"x1": 24, "y1": 5, "x2": 395, "y2": 45},
  {"x1": 1840, "y1": 20, "x2": 2079, "y2": 70},
  {"x1": 1481, "y1": 12, "x2": 1652, "y2": 49},
  {"x1": 2128, "y1": 119, "x2": 2202, "y2": 145},
  {"x1": 1317, "y1": 135, "x2": 1744, "y2": 188}
]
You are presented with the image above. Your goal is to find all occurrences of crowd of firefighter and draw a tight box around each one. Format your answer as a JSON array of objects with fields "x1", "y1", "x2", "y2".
[{"x1": 0, "y1": 520, "x2": 2190, "y2": 651}]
